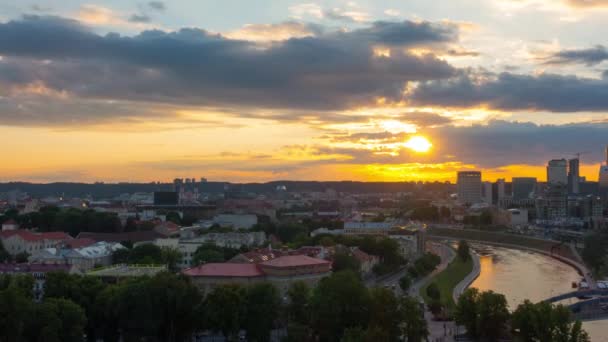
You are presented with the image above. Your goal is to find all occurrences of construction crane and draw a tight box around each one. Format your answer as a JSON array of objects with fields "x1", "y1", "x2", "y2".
[{"x1": 567, "y1": 151, "x2": 590, "y2": 159}]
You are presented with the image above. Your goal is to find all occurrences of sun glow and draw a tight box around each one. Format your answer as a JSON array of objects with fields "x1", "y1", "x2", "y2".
[{"x1": 404, "y1": 136, "x2": 432, "y2": 153}]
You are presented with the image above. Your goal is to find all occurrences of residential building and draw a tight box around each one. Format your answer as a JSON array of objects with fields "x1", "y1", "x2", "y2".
[
  {"x1": 512, "y1": 177, "x2": 537, "y2": 200},
  {"x1": 29, "y1": 241, "x2": 125, "y2": 272},
  {"x1": 77, "y1": 231, "x2": 165, "y2": 244},
  {"x1": 343, "y1": 221, "x2": 395, "y2": 235},
  {"x1": 547, "y1": 159, "x2": 568, "y2": 185},
  {"x1": 457, "y1": 171, "x2": 482, "y2": 205},
  {"x1": 536, "y1": 183, "x2": 568, "y2": 220},
  {"x1": 183, "y1": 255, "x2": 331, "y2": 295},
  {"x1": 1, "y1": 219, "x2": 19, "y2": 231},
  {"x1": 388, "y1": 224, "x2": 426, "y2": 258},
  {"x1": 0, "y1": 230, "x2": 72, "y2": 256},
  {"x1": 350, "y1": 247, "x2": 380, "y2": 275},
  {"x1": 212, "y1": 214, "x2": 258, "y2": 229}
]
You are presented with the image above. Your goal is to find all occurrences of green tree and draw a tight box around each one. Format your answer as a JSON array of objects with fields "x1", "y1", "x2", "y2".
[
  {"x1": 368, "y1": 287, "x2": 401, "y2": 341},
  {"x1": 455, "y1": 288, "x2": 480, "y2": 338},
  {"x1": 244, "y1": 283, "x2": 280, "y2": 341},
  {"x1": 332, "y1": 251, "x2": 361, "y2": 273},
  {"x1": 398, "y1": 296, "x2": 429, "y2": 342},
  {"x1": 128, "y1": 243, "x2": 163, "y2": 264},
  {"x1": 204, "y1": 284, "x2": 246, "y2": 339},
  {"x1": 426, "y1": 283, "x2": 440, "y2": 301},
  {"x1": 165, "y1": 212, "x2": 182, "y2": 225},
  {"x1": 458, "y1": 240, "x2": 470, "y2": 261},
  {"x1": 192, "y1": 248, "x2": 225, "y2": 265},
  {"x1": 0, "y1": 240, "x2": 10, "y2": 262},
  {"x1": 399, "y1": 275, "x2": 411, "y2": 291},
  {"x1": 287, "y1": 281, "x2": 311, "y2": 325},
  {"x1": 112, "y1": 248, "x2": 131, "y2": 264},
  {"x1": 161, "y1": 246, "x2": 183, "y2": 271},
  {"x1": 512, "y1": 300, "x2": 590, "y2": 342},
  {"x1": 0, "y1": 287, "x2": 32, "y2": 341},
  {"x1": 310, "y1": 271, "x2": 371, "y2": 341},
  {"x1": 14, "y1": 251, "x2": 29, "y2": 263},
  {"x1": 476, "y1": 290, "x2": 509, "y2": 341}
]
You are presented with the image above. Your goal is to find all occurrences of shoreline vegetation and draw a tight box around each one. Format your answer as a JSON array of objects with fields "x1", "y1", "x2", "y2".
[{"x1": 420, "y1": 251, "x2": 474, "y2": 311}]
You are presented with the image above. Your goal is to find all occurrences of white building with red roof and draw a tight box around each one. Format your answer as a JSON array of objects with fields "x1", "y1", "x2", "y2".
[
  {"x1": 0, "y1": 230, "x2": 72, "y2": 256},
  {"x1": 183, "y1": 254, "x2": 331, "y2": 295}
]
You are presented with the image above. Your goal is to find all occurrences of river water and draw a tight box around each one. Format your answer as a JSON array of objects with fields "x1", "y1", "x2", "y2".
[{"x1": 469, "y1": 245, "x2": 607, "y2": 341}]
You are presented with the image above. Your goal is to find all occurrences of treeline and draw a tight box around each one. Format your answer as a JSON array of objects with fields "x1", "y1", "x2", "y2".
[
  {"x1": 582, "y1": 229, "x2": 608, "y2": 276},
  {"x1": 455, "y1": 288, "x2": 590, "y2": 341},
  {"x1": 0, "y1": 270, "x2": 428, "y2": 342},
  {"x1": 1, "y1": 206, "x2": 122, "y2": 236}
]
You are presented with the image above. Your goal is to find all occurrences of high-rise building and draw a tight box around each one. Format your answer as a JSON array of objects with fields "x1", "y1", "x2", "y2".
[
  {"x1": 482, "y1": 181, "x2": 493, "y2": 204},
  {"x1": 599, "y1": 146, "x2": 608, "y2": 198},
  {"x1": 547, "y1": 159, "x2": 568, "y2": 185},
  {"x1": 568, "y1": 158, "x2": 580, "y2": 194},
  {"x1": 457, "y1": 171, "x2": 482, "y2": 205},
  {"x1": 512, "y1": 177, "x2": 537, "y2": 200}
]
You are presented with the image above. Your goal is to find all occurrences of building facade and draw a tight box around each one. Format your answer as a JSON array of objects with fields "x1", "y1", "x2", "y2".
[
  {"x1": 547, "y1": 159, "x2": 568, "y2": 185},
  {"x1": 512, "y1": 177, "x2": 537, "y2": 200},
  {"x1": 457, "y1": 171, "x2": 482, "y2": 205}
]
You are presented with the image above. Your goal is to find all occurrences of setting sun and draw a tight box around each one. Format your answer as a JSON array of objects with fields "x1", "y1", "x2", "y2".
[{"x1": 404, "y1": 136, "x2": 432, "y2": 153}]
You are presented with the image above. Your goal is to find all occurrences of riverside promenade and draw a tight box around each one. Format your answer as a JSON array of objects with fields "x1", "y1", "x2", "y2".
[{"x1": 452, "y1": 251, "x2": 481, "y2": 303}]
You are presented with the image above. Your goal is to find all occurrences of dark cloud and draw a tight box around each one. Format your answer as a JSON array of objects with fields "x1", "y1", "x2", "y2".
[
  {"x1": 147, "y1": 1, "x2": 166, "y2": 11},
  {"x1": 545, "y1": 45, "x2": 608, "y2": 66},
  {"x1": 30, "y1": 4, "x2": 52, "y2": 12},
  {"x1": 128, "y1": 14, "x2": 151, "y2": 23},
  {"x1": 410, "y1": 71, "x2": 608, "y2": 112},
  {"x1": 0, "y1": 15, "x2": 457, "y2": 124},
  {"x1": 446, "y1": 48, "x2": 480, "y2": 57}
]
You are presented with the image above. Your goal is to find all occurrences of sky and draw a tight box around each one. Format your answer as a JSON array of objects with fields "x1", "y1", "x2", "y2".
[{"x1": 1, "y1": 0, "x2": 608, "y2": 183}]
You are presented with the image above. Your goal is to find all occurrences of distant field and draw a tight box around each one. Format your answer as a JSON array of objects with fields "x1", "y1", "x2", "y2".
[{"x1": 420, "y1": 256, "x2": 473, "y2": 311}]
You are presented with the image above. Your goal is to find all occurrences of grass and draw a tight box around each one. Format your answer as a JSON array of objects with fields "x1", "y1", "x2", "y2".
[{"x1": 420, "y1": 255, "x2": 473, "y2": 311}]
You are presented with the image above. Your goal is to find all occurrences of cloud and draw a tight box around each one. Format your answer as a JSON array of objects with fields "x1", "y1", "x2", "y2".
[
  {"x1": 410, "y1": 71, "x2": 608, "y2": 112},
  {"x1": 565, "y1": 0, "x2": 608, "y2": 7},
  {"x1": 0, "y1": 15, "x2": 457, "y2": 125},
  {"x1": 384, "y1": 9, "x2": 401, "y2": 17},
  {"x1": 400, "y1": 112, "x2": 453, "y2": 127},
  {"x1": 289, "y1": 3, "x2": 324, "y2": 19},
  {"x1": 545, "y1": 45, "x2": 608, "y2": 66},
  {"x1": 128, "y1": 14, "x2": 151, "y2": 23},
  {"x1": 324, "y1": 8, "x2": 371, "y2": 23},
  {"x1": 147, "y1": 1, "x2": 166, "y2": 11},
  {"x1": 223, "y1": 21, "x2": 320, "y2": 42}
]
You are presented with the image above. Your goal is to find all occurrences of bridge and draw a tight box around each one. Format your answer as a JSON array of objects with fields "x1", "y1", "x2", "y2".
[{"x1": 543, "y1": 289, "x2": 608, "y2": 303}]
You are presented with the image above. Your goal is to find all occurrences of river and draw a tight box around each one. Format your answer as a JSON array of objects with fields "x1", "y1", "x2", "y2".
[{"x1": 469, "y1": 245, "x2": 608, "y2": 342}]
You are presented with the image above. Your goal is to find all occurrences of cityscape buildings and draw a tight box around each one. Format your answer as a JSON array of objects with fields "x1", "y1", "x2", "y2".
[
  {"x1": 547, "y1": 159, "x2": 568, "y2": 185},
  {"x1": 512, "y1": 177, "x2": 537, "y2": 200},
  {"x1": 457, "y1": 171, "x2": 482, "y2": 205}
]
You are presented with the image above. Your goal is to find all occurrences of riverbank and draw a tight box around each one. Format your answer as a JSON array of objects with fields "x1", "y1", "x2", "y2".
[
  {"x1": 452, "y1": 251, "x2": 481, "y2": 303},
  {"x1": 428, "y1": 228, "x2": 595, "y2": 290},
  {"x1": 420, "y1": 253, "x2": 474, "y2": 310}
]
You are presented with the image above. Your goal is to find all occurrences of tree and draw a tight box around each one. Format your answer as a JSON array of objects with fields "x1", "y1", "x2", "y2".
[
  {"x1": 244, "y1": 283, "x2": 280, "y2": 341},
  {"x1": 476, "y1": 290, "x2": 509, "y2": 341},
  {"x1": 368, "y1": 287, "x2": 401, "y2": 340},
  {"x1": 15, "y1": 251, "x2": 29, "y2": 263},
  {"x1": 192, "y1": 248, "x2": 224, "y2": 265},
  {"x1": 161, "y1": 247, "x2": 182, "y2": 271},
  {"x1": 0, "y1": 240, "x2": 10, "y2": 262},
  {"x1": 0, "y1": 287, "x2": 33, "y2": 341},
  {"x1": 112, "y1": 248, "x2": 130, "y2": 264},
  {"x1": 512, "y1": 300, "x2": 591, "y2": 342},
  {"x1": 319, "y1": 236, "x2": 335, "y2": 247},
  {"x1": 332, "y1": 251, "x2": 361, "y2": 274},
  {"x1": 128, "y1": 243, "x2": 163, "y2": 264},
  {"x1": 582, "y1": 230, "x2": 608, "y2": 274},
  {"x1": 287, "y1": 281, "x2": 311, "y2": 325},
  {"x1": 426, "y1": 283, "x2": 441, "y2": 301},
  {"x1": 310, "y1": 271, "x2": 371, "y2": 341},
  {"x1": 455, "y1": 288, "x2": 480, "y2": 338},
  {"x1": 399, "y1": 275, "x2": 411, "y2": 292},
  {"x1": 37, "y1": 298, "x2": 87, "y2": 342},
  {"x1": 165, "y1": 212, "x2": 182, "y2": 225},
  {"x1": 398, "y1": 296, "x2": 429, "y2": 342},
  {"x1": 204, "y1": 284, "x2": 246, "y2": 339},
  {"x1": 458, "y1": 240, "x2": 470, "y2": 261}
]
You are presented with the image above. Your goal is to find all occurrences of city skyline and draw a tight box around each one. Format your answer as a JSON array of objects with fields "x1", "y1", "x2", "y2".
[{"x1": 1, "y1": 0, "x2": 608, "y2": 183}]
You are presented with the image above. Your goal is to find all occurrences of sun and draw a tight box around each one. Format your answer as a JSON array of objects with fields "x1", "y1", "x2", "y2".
[{"x1": 404, "y1": 136, "x2": 432, "y2": 153}]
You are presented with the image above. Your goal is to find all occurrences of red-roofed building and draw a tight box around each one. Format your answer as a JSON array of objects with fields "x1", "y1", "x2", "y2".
[
  {"x1": 64, "y1": 238, "x2": 96, "y2": 249},
  {"x1": 350, "y1": 247, "x2": 380, "y2": 275},
  {"x1": 0, "y1": 230, "x2": 72, "y2": 256},
  {"x1": 184, "y1": 255, "x2": 331, "y2": 295},
  {"x1": 1, "y1": 219, "x2": 19, "y2": 231},
  {"x1": 153, "y1": 221, "x2": 181, "y2": 237}
]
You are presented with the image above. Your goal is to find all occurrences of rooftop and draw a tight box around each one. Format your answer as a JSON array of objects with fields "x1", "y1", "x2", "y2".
[
  {"x1": 183, "y1": 263, "x2": 264, "y2": 277},
  {"x1": 261, "y1": 255, "x2": 330, "y2": 268},
  {"x1": 87, "y1": 264, "x2": 167, "y2": 278}
]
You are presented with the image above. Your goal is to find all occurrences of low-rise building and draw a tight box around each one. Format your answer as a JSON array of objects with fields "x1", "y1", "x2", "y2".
[
  {"x1": 343, "y1": 221, "x2": 395, "y2": 235},
  {"x1": 350, "y1": 247, "x2": 380, "y2": 275},
  {"x1": 213, "y1": 214, "x2": 258, "y2": 229},
  {"x1": 28, "y1": 241, "x2": 125, "y2": 272},
  {"x1": 388, "y1": 224, "x2": 426, "y2": 258},
  {"x1": 0, "y1": 230, "x2": 72, "y2": 256},
  {"x1": 183, "y1": 254, "x2": 331, "y2": 295},
  {"x1": 87, "y1": 264, "x2": 167, "y2": 283}
]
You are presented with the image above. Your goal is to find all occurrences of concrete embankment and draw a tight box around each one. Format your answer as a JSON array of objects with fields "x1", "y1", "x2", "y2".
[{"x1": 452, "y1": 251, "x2": 481, "y2": 303}]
